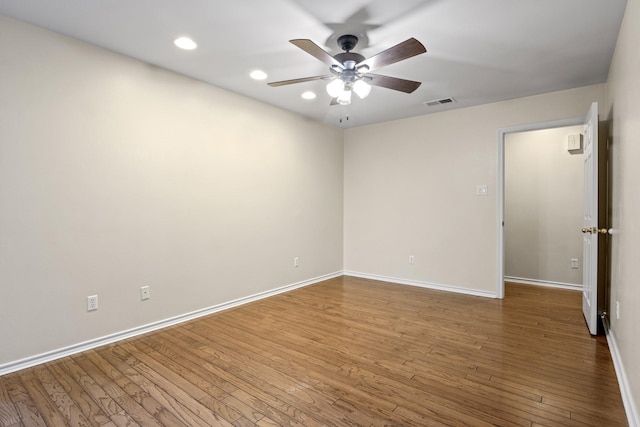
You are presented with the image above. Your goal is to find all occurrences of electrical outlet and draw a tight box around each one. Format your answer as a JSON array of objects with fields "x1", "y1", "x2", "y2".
[
  {"x1": 140, "y1": 286, "x2": 150, "y2": 301},
  {"x1": 571, "y1": 258, "x2": 579, "y2": 269},
  {"x1": 294, "y1": 257, "x2": 299, "y2": 267},
  {"x1": 409, "y1": 255, "x2": 415, "y2": 265},
  {"x1": 87, "y1": 295, "x2": 98, "y2": 311}
]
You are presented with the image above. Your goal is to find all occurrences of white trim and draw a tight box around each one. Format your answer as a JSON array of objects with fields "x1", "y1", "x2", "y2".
[
  {"x1": 497, "y1": 126, "x2": 505, "y2": 299},
  {"x1": 497, "y1": 117, "x2": 585, "y2": 300},
  {"x1": 603, "y1": 318, "x2": 639, "y2": 427},
  {"x1": 344, "y1": 271, "x2": 497, "y2": 299},
  {"x1": 0, "y1": 271, "x2": 342, "y2": 376},
  {"x1": 504, "y1": 276, "x2": 582, "y2": 291}
]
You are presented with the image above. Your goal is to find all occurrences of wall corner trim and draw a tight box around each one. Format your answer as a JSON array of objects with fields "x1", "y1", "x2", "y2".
[
  {"x1": 604, "y1": 318, "x2": 639, "y2": 427},
  {"x1": 343, "y1": 271, "x2": 497, "y2": 299},
  {"x1": 0, "y1": 271, "x2": 342, "y2": 376}
]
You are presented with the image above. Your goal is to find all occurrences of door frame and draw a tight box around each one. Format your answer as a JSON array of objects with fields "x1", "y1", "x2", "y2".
[{"x1": 496, "y1": 116, "x2": 584, "y2": 299}]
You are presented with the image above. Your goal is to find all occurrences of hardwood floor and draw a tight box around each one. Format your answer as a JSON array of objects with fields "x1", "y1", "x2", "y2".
[{"x1": 0, "y1": 277, "x2": 627, "y2": 426}]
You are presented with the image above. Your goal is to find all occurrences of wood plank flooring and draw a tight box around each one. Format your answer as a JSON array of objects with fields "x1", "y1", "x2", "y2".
[{"x1": 0, "y1": 277, "x2": 628, "y2": 426}]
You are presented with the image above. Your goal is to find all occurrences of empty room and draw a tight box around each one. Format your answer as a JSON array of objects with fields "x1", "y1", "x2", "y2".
[{"x1": 1, "y1": 1, "x2": 638, "y2": 425}]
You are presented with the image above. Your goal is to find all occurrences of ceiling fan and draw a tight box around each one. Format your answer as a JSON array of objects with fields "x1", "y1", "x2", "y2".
[{"x1": 268, "y1": 35, "x2": 427, "y2": 106}]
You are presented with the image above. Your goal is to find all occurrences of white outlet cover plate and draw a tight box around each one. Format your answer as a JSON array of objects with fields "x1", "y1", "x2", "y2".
[{"x1": 87, "y1": 295, "x2": 98, "y2": 311}]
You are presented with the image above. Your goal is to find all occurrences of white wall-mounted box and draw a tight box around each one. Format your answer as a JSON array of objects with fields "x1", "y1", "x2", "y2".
[{"x1": 567, "y1": 134, "x2": 583, "y2": 151}]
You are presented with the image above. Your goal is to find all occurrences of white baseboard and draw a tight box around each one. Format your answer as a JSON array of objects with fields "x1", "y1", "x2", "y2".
[
  {"x1": 603, "y1": 318, "x2": 639, "y2": 427},
  {"x1": 0, "y1": 271, "x2": 342, "y2": 376},
  {"x1": 344, "y1": 271, "x2": 497, "y2": 299},
  {"x1": 505, "y1": 276, "x2": 582, "y2": 291}
]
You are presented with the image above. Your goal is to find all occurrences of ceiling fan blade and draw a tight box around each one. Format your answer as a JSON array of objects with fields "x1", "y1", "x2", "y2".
[
  {"x1": 290, "y1": 39, "x2": 344, "y2": 68},
  {"x1": 367, "y1": 74, "x2": 422, "y2": 93},
  {"x1": 356, "y1": 38, "x2": 426, "y2": 72},
  {"x1": 267, "y1": 75, "x2": 331, "y2": 87}
]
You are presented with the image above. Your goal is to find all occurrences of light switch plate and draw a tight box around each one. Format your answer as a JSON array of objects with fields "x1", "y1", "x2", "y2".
[{"x1": 476, "y1": 185, "x2": 488, "y2": 196}]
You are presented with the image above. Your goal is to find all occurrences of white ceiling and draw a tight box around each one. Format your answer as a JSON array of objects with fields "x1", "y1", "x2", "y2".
[{"x1": 0, "y1": 0, "x2": 627, "y2": 128}]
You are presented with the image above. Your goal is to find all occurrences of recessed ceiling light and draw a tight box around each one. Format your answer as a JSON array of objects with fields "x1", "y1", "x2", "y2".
[
  {"x1": 301, "y1": 91, "x2": 317, "y2": 100},
  {"x1": 250, "y1": 70, "x2": 268, "y2": 80},
  {"x1": 174, "y1": 37, "x2": 197, "y2": 50}
]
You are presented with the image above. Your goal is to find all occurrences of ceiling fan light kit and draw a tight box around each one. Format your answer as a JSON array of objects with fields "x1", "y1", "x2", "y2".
[
  {"x1": 352, "y1": 79, "x2": 372, "y2": 98},
  {"x1": 326, "y1": 78, "x2": 345, "y2": 97},
  {"x1": 268, "y1": 34, "x2": 426, "y2": 106},
  {"x1": 337, "y1": 88, "x2": 352, "y2": 105}
]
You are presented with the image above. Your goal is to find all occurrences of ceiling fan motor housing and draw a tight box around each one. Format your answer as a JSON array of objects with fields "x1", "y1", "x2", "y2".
[
  {"x1": 334, "y1": 36, "x2": 367, "y2": 72},
  {"x1": 333, "y1": 52, "x2": 365, "y2": 67},
  {"x1": 337, "y1": 34, "x2": 359, "y2": 52}
]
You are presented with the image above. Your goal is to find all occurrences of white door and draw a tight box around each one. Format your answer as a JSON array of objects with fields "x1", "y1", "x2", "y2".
[{"x1": 582, "y1": 102, "x2": 599, "y2": 335}]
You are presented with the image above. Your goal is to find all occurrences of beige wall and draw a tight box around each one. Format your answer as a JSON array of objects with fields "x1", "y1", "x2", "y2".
[
  {"x1": 344, "y1": 85, "x2": 605, "y2": 295},
  {"x1": 0, "y1": 15, "x2": 344, "y2": 366},
  {"x1": 606, "y1": 0, "x2": 640, "y2": 422},
  {"x1": 505, "y1": 126, "x2": 584, "y2": 286}
]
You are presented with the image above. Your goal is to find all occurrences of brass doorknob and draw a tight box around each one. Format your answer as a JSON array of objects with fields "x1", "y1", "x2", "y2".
[{"x1": 582, "y1": 227, "x2": 608, "y2": 234}]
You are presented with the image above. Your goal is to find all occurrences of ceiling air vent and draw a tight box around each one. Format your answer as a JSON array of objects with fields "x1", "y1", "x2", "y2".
[{"x1": 424, "y1": 97, "x2": 456, "y2": 107}]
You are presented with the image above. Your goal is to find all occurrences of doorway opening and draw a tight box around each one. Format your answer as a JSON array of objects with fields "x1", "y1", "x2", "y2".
[{"x1": 497, "y1": 117, "x2": 584, "y2": 299}]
